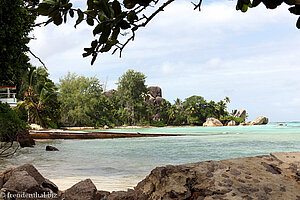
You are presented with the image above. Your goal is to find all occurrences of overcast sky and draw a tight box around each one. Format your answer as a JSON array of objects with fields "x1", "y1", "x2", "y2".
[{"x1": 28, "y1": 0, "x2": 300, "y2": 122}]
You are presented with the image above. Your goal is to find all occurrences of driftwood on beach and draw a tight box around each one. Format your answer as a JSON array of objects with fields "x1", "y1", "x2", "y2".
[{"x1": 29, "y1": 130, "x2": 180, "y2": 139}]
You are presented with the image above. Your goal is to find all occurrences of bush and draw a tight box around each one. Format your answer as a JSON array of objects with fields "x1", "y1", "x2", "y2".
[{"x1": 0, "y1": 102, "x2": 28, "y2": 141}]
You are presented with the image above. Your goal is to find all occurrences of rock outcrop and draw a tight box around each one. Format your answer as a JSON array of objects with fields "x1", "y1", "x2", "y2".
[
  {"x1": 0, "y1": 164, "x2": 58, "y2": 198},
  {"x1": 104, "y1": 89, "x2": 116, "y2": 98},
  {"x1": 46, "y1": 145, "x2": 59, "y2": 151},
  {"x1": 146, "y1": 86, "x2": 164, "y2": 122},
  {"x1": 148, "y1": 86, "x2": 162, "y2": 98},
  {"x1": 62, "y1": 179, "x2": 97, "y2": 200},
  {"x1": 251, "y1": 116, "x2": 269, "y2": 125},
  {"x1": 2, "y1": 152, "x2": 300, "y2": 200},
  {"x1": 203, "y1": 118, "x2": 223, "y2": 127},
  {"x1": 131, "y1": 152, "x2": 300, "y2": 200},
  {"x1": 227, "y1": 120, "x2": 236, "y2": 126},
  {"x1": 234, "y1": 109, "x2": 247, "y2": 121},
  {"x1": 17, "y1": 130, "x2": 35, "y2": 148}
]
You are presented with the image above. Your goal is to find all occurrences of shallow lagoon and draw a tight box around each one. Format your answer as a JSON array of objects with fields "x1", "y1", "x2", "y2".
[{"x1": 1, "y1": 122, "x2": 300, "y2": 191}]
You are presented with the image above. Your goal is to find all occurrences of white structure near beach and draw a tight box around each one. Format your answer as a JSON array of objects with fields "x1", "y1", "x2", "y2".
[{"x1": 0, "y1": 87, "x2": 18, "y2": 107}]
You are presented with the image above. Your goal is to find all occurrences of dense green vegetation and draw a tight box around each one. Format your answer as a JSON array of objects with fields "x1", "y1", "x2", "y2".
[
  {"x1": 55, "y1": 69, "x2": 243, "y2": 127},
  {"x1": 0, "y1": 103, "x2": 28, "y2": 142},
  {"x1": 18, "y1": 67, "x2": 60, "y2": 128},
  {"x1": 0, "y1": 0, "x2": 37, "y2": 97}
]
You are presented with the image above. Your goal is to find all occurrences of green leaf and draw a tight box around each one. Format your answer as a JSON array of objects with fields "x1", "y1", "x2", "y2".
[
  {"x1": 252, "y1": 0, "x2": 261, "y2": 7},
  {"x1": 91, "y1": 54, "x2": 98, "y2": 65},
  {"x1": 112, "y1": 0, "x2": 121, "y2": 16},
  {"x1": 64, "y1": 12, "x2": 67, "y2": 23},
  {"x1": 75, "y1": 9, "x2": 84, "y2": 28},
  {"x1": 119, "y1": 20, "x2": 131, "y2": 30},
  {"x1": 93, "y1": 23, "x2": 104, "y2": 35},
  {"x1": 87, "y1": 17, "x2": 94, "y2": 26},
  {"x1": 91, "y1": 40, "x2": 98, "y2": 49},
  {"x1": 297, "y1": 16, "x2": 300, "y2": 29},
  {"x1": 241, "y1": 4, "x2": 248, "y2": 12},
  {"x1": 53, "y1": 13, "x2": 63, "y2": 25},
  {"x1": 69, "y1": 9, "x2": 74, "y2": 17},
  {"x1": 127, "y1": 11, "x2": 138, "y2": 23},
  {"x1": 111, "y1": 27, "x2": 120, "y2": 40},
  {"x1": 99, "y1": 26, "x2": 111, "y2": 44},
  {"x1": 37, "y1": 3, "x2": 52, "y2": 15},
  {"x1": 123, "y1": 0, "x2": 137, "y2": 9},
  {"x1": 99, "y1": 0, "x2": 112, "y2": 18},
  {"x1": 100, "y1": 39, "x2": 118, "y2": 52}
]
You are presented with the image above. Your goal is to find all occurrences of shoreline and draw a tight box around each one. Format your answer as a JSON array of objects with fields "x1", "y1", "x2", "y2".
[
  {"x1": 29, "y1": 129, "x2": 181, "y2": 139},
  {"x1": 1, "y1": 152, "x2": 300, "y2": 199}
]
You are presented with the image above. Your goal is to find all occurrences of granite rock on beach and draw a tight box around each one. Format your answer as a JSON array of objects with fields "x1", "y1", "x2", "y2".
[
  {"x1": 1, "y1": 152, "x2": 300, "y2": 199},
  {"x1": 203, "y1": 118, "x2": 223, "y2": 127},
  {"x1": 251, "y1": 116, "x2": 269, "y2": 125},
  {"x1": 234, "y1": 109, "x2": 247, "y2": 121}
]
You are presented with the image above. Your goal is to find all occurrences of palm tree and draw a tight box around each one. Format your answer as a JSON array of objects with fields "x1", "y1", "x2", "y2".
[{"x1": 17, "y1": 67, "x2": 58, "y2": 128}]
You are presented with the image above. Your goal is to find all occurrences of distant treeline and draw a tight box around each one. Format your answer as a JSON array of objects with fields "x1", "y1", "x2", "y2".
[{"x1": 1, "y1": 67, "x2": 244, "y2": 133}]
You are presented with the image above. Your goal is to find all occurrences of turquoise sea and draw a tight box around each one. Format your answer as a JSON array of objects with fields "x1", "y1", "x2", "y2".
[{"x1": 1, "y1": 122, "x2": 300, "y2": 191}]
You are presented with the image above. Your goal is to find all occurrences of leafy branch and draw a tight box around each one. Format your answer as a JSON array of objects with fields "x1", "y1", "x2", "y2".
[{"x1": 36, "y1": 0, "x2": 300, "y2": 65}]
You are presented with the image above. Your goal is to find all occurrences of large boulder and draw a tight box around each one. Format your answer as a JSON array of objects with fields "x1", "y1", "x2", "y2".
[
  {"x1": 203, "y1": 118, "x2": 223, "y2": 127},
  {"x1": 148, "y1": 86, "x2": 162, "y2": 98},
  {"x1": 234, "y1": 109, "x2": 247, "y2": 121},
  {"x1": 133, "y1": 152, "x2": 300, "y2": 200},
  {"x1": 46, "y1": 145, "x2": 59, "y2": 151},
  {"x1": 63, "y1": 179, "x2": 97, "y2": 200},
  {"x1": 3, "y1": 171, "x2": 42, "y2": 193},
  {"x1": 227, "y1": 120, "x2": 236, "y2": 126},
  {"x1": 1, "y1": 164, "x2": 58, "y2": 195},
  {"x1": 251, "y1": 116, "x2": 269, "y2": 125},
  {"x1": 17, "y1": 130, "x2": 35, "y2": 148}
]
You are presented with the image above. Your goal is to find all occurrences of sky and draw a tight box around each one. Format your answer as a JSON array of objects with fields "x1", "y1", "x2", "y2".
[{"x1": 28, "y1": 0, "x2": 300, "y2": 122}]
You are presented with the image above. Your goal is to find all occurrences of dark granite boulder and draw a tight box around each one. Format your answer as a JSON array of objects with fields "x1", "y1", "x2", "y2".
[
  {"x1": 63, "y1": 179, "x2": 97, "y2": 200},
  {"x1": 46, "y1": 146, "x2": 59, "y2": 151},
  {"x1": 17, "y1": 130, "x2": 35, "y2": 148},
  {"x1": 148, "y1": 86, "x2": 162, "y2": 98}
]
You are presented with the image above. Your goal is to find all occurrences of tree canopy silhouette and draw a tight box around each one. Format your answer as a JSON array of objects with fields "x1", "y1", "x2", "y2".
[{"x1": 36, "y1": 0, "x2": 300, "y2": 65}]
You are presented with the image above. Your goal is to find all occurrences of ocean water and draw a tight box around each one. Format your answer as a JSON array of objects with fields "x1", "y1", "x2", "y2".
[{"x1": 1, "y1": 122, "x2": 300, "y2": 191}]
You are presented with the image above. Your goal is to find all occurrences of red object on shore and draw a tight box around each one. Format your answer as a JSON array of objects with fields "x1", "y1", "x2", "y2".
[{"x1": 0, "y1": 87, "x2": 16, "y2": 89}]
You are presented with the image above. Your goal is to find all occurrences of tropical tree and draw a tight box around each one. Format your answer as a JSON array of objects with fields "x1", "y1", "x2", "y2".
[
  {"x1": 17, "y1": 67, "x2": 60, "y2": 128},
  {"x1": 116, "y1": 70, "x2": 148, "y2": 125},
  {"x1": 58, "y1": 72, "x2": 103, "y2": 126},
  {"x1": 183, "y1": 95, "x2": 209, "y2": 125},
  {"x1": 0, "y1": 0, "x2": 37, "y2": 96}
]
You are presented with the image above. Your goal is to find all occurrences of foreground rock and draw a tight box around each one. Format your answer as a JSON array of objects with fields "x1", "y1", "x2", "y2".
[
  {"x1": 203, "y1": 118, "x2": 223, "y2": 127},
  {"x1": 62, "y1": 179, "x2": 97, "y2": 200},
  {"x1": 0, "y1": 164, "x2": 59, "y2": 199},
  {"x1": 251, "y1": 116, "x2": 269, "y2": 125},
  {"x1": 46, "y1": 145, "x2": 59, "y2": 151},
  {"x1": 132, "y1": 152, "x2": 300, "y2": 200},
  {"x1": 2, "y1": 152, "x2": 300, "y2": 199}
]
